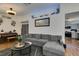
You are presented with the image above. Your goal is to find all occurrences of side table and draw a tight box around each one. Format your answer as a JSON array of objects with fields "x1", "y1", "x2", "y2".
[{"x1": 11, "y1": 41, "x2": 32, "y2": 56}]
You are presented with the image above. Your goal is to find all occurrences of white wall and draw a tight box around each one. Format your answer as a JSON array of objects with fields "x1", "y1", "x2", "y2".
[
  {"x1": 0, "y1": 15, "x2": 27, "y2": 35},
  {"x1": 28, "y1": 4, "x2": 65, "y2": 43},
  {"x1": 0, "y1": 3, "x2": 79, "y2": 43},
  {"x1": 61, "y1": 3, "x2": 79, "y2": 14},
  {"x1": 61, "y1": 3, "x2": 79, "y2": 39},
  {"x1": 28, "y1": 3, "x2": 79, "y2": 44},
  {"x1": 28, "y1": 14, "x2": 64, "y2": 35}
]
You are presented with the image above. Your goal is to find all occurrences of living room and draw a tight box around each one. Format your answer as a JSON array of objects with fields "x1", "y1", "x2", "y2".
[
  {"x1": 1, "y1": 3, "x2": 79, "y2": 56},
  {"x1": 0, "y1": 3, "x2": 65, "y2": 56}
]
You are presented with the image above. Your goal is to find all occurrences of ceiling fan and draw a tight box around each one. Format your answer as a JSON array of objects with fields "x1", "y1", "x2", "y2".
[
  {"x1": 0, "y1": 8, "x2": 16, "y2": 19},
  {"x1": 6, "y1": 8, "x2": 16, "y2": 15}
]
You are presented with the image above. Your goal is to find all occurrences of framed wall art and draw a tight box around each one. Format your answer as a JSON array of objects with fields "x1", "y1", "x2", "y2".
[{"x1": 35, "y1": 17, "x2": 50, "y2": 27}]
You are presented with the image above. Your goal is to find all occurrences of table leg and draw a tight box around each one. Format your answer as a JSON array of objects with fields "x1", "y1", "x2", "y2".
[
  {"x1": 11, "y1": 50, "x2": 13, "y2": 56},
  {"x1": 29, "y1": 46, "x2": 31, "y2": 56},
  {"x1": 41, "y1": 47, "x2": 43, "y2": 55}
]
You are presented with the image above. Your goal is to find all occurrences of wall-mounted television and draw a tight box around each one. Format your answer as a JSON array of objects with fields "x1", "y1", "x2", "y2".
[{"x1": 35, "y1": 18, "x2": 50, "y2": 27}]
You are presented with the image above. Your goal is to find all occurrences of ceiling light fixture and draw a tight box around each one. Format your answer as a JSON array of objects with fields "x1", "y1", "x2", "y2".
[{"x1": 6, "y1": 8, "x2": 16, "y2": 15}]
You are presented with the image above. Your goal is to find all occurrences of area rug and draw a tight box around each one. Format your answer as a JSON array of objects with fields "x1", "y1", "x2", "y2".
[
  {"x1": 0, "y1": 48, "x2": 7, "y2": 52},
  {"x1": 0, "y1": 46, "x2": 43, "y2": 56},
  {"x1": 0, "y1": 48, "x2": 11, "y2": 56}
]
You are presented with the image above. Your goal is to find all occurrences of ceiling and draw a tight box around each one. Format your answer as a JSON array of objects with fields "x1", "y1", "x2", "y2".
[
  {"x1": 0, "y1": 3, "x2": 59, "y2": 16},
  {"x1": 0, "y1": 3, "x2": 29, "y2": 16},
  {"x1": 65, "y1": 11, "x2": 79, "y2": 19}
]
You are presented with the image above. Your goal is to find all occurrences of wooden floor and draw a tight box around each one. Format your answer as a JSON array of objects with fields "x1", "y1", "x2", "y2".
[
  {"x1": 65, "y1": 37, "x2": 79, "y2": 56},
  {"x1": 0, "y1": 40, "x2": 16, "y2": 51},
  {"x1": 1, "y1": 38, "x2": 79, "y2": 56}
]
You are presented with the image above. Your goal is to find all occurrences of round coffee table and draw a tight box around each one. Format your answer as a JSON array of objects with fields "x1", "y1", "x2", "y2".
[{"x1": 11, "y1": 41, "x2": 32, "y2": 56}]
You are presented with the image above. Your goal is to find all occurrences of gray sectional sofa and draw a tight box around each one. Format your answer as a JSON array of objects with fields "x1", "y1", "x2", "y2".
[{"x1": 23, "y1": 34, "x2": 64, "y2": 56}]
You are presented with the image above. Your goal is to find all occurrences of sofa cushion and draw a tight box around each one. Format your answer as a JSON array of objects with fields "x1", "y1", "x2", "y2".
[
  {"x1": 41, "y1": 34, "x2": 51, "y2": 40},
  {"x1": 50, "y1": 35, "x2": 62, "y2": 41},
  {"x1": 28, "y1": 34, "x2": 33, "y2": 38},
  {"x1": 26, "y1": 38, "x2": 48, "y2": 42},
  {"x1": 25, "y1": 38, "x2": 48, "y2": 46},
  {"x1": 43, "y1": 41, "x2": 64, "y2": 56},
  {"x1": 33, "y1": 34, "x2": 41, "y2": 39}
]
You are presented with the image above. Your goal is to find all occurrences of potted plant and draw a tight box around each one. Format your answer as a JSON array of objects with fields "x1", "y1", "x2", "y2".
[
  {"x1": 15, "y1": 35, "x2": 25, "y2": 48},
  {"x1": 17, "y1": 35, "x2": 22, "y2": 42}
]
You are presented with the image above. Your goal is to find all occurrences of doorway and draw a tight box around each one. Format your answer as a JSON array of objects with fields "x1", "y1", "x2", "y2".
[
  {"x1": 21, "y1": 24, "x2": 29, "y2": 35},
  {"x1": 65, "y1": 11, "x2": 79, "y2": 56}
]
